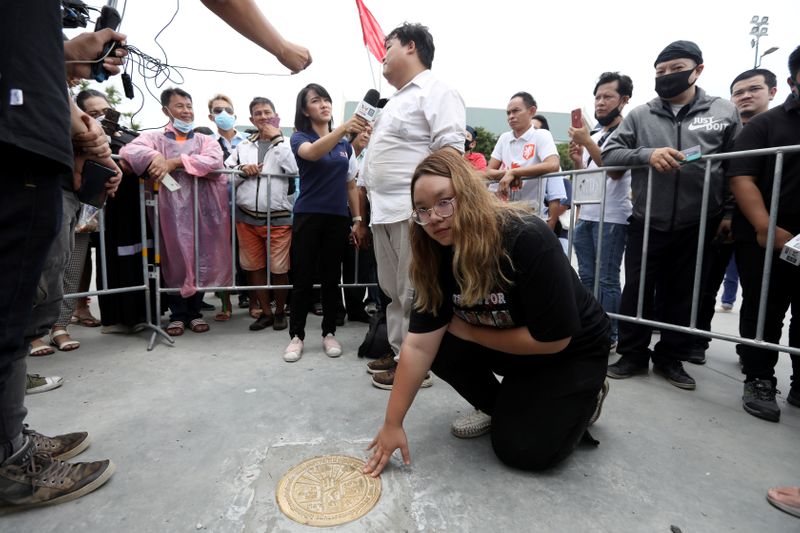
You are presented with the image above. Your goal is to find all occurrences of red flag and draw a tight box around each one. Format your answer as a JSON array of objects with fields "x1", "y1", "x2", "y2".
[{"x1": 355, "y1": 0, "x2": 386, "y2": 62}]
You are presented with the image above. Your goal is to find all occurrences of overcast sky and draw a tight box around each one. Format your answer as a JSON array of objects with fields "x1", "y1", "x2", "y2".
[{"x1": 73, "y1": 0, "x2": 800, "y2": 131}]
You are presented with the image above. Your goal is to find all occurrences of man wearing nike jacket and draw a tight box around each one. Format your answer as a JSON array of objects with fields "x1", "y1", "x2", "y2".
[{"x1": 601, "y1": 40, "x2": 741, "y2": 390}]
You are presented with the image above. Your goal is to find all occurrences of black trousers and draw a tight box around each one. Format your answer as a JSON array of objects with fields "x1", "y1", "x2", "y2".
[
  {"x1": 430, "y1": 332, "x2": 609, "y2": 471},
  {"x1": 617, "y1": 216, "x2": 718, "y2": 365},
  {"x1": 736, "y1": 241, "x2": 799, "y2": 384},
  {"x1": 289, "y1": 213, "x2": 349, "y2": 340},
  {"x1": 0, "y1": 145, "x2": 64, "y2": 449},
  {"x1": 168, "y1": 292, "x2": 204, "y2": 324},
  {"x1": 694, "y1": 239, "x2": 735, "y2": 347}
]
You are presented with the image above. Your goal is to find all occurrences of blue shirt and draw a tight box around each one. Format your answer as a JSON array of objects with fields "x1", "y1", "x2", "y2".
[{"x1": 290, "y1": 131, "x2": 352, "y2": 217}]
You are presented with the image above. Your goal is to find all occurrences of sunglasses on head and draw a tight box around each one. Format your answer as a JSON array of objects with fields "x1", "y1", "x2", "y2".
[{"x1": 211, "y1": 106, "x2": 234, "y2": 115}]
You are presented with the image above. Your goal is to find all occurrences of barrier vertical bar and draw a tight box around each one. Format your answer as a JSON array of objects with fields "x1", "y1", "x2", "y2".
[
  {"x1": 98, "y1": 206, "x2": 109, "y2": 291},
  {"x1": 689, "y1": 158, "x2": 713, "y2": 329},
  {"x1": 755, "y1": 151, "x2": 784, "y2": 341},
  {"x1": 193, "y1": 178, "x2": 200, "y2": 291},
  {"x1": 592, "y1": 169, "x2": 609, "y2": 298},
  {"x1": 149, "y1": 180, "x2": 164, "y2": 350},
  {"x1": 230, "y1": 170, "x2": 237, "y2": 294},
  {"x1": 266, "y1": 171, "x2": 272, "y2": 287},
  {"x1": 636, "y1": 167, "x2": 654, "y2": 319},
  {"x1": 139, "y1": 178, "x2": 172, "y2": 349}
]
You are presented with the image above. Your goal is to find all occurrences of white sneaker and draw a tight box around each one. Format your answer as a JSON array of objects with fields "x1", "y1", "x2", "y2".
[
  {"x1": 450, "y1": 409, "x2": 492, "y2": 438},
  {"x1": 323, "y1": 334, "x2": 342, "y2": 357},
  {"x1": 26, "y1": 374, "x2": 64, "y2": 395},
  {"x1": 283, "y1": 336, "x2": 304, "y2": 362}
]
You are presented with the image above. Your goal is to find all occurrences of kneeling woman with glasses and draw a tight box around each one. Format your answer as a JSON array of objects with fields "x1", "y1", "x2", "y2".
[{"x1": 364, "y1": 149, "x2": 610, "y2": 475}]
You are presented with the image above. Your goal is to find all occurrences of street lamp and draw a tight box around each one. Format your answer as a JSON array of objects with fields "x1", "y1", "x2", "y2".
[{"x1": 750, "y1": 15, "x2": 774, "y2": 68}]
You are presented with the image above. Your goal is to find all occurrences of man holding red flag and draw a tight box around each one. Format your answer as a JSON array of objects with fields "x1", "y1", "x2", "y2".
[{"x1": 361, "y1": 22, "x2": 466, "y2": 390}]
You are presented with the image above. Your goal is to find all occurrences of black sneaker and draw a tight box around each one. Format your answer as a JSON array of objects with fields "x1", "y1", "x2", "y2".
[
  {"x1": 787, "y1": 385, "x2": 800, "y2": 408},
  {"x1": 742, "y1": 379, "x2": 780, "y2": 422},
  {"x1": 249, "y1": 314, "x2": 274, "y2": 331},
  {"x1": 606, "y1": 356, "x2": 648, "y2": 379},
  {"x1": 653, "y1": 360, "x2": 696, "y2": 390},
  {"x1": 686, "y1": 346, "x2": 707, "y2": 365},
  {"x1": 238, "y1": 295, "x2": 250, "y2": 309},
  {"x1": 0, "y1": 438, "x2": 114, "y2": 509},
  {"x1": 273, "y1": 314, "x2": 288, "y2": 331}
]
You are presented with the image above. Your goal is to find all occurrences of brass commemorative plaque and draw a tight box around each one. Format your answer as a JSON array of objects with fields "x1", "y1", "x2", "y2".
[{"x1": 276, "y1": 455, "x2": 381, "y2": 527}]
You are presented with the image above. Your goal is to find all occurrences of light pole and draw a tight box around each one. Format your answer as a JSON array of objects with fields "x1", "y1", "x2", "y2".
[{"x1": 750, "y1": 16, "x2": 777, "y2": 68}]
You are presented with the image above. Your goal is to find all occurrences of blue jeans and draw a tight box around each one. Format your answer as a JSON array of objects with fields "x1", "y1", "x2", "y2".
[
  {"x1": 573, "y1": 220, "x2": 627, "y2": 342},
  {"x1": 721, "y1": 256, "x2": 739, "y2": 306}
]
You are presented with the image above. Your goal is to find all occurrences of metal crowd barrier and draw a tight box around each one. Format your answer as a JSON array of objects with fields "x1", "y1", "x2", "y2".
[
  {"x1": 66, "y1": 145, "x2": 798, "y2": 357},
  {"x1": 508, "y1": 143, "x2": 800, "y2": 357},
  {"x1": 146, "y1": 168, "x2": 377, "y2": 350}
]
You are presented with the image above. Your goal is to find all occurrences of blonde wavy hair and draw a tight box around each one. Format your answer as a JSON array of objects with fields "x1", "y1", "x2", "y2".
[{"x1": 410, "y1": 149, "x2": 531, "y2": 315}]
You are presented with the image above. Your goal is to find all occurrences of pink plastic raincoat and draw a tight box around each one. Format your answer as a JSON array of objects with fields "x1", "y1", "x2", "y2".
[{"x1": 120, "y1": 125, "x2": 231, "y2": 297}]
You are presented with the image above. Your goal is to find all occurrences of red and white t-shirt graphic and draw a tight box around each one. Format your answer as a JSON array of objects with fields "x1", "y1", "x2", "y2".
[{"x1": 522, "y1": 143, "x2": 536, "y2": 160}]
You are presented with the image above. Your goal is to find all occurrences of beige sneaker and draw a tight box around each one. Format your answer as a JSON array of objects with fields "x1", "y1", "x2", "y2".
[
  {"x1": 0, "y1": 438, "x2": 114, "y2": 510},
  {"x1": 322, "y1": 334, "x2": 342, "y2": 357},
  {"x1": 451, "y1": 409, "x2": 492, "y2": 438},
  {"x1": 284, "y1": 336, "x2": 304, "y2": 362}
]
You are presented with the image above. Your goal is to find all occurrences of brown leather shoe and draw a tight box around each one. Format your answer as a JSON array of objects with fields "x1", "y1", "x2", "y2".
[
  {"x1": 366, "y1": 354, "x2": 397, "y2": 375},
  {"x1": 371, "y1": 369, "x2": 433, "y2": 390},
  {"x1": 24, "y1": 426, "x2": 90, "y2": 461},
  {"x1": 0, "y1": 438, "x2": 114, "y2": 509}
]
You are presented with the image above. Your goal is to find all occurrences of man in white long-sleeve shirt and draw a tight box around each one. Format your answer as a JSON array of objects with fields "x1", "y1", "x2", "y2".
[
  {"x1": 226, "y1": 97, "x2": 298, "y2": 332},
  {"x1": 361, "y1": 22, "x2": 466, "y2": 390}
]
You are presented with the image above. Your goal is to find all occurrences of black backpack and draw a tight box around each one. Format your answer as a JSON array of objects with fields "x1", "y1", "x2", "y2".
[{"x1": 357, "y1": 310, "x2": 391, "y2": 359}]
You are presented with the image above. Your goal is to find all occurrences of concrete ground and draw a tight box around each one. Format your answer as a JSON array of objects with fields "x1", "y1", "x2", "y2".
[{"x1": 4, "y1": 297, "x2": 799, "y2": 532}]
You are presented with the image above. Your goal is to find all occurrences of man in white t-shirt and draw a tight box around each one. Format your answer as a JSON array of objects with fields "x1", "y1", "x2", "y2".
[
  {"x1": 361, "y1": 22, "x2": 466, "y2": 390},
  {"x1": 486, "y1": 92, "x2": 565, "y2": 230},
  {"x1": 568, "y1": 72, "x2": 633, "y2": 351}
]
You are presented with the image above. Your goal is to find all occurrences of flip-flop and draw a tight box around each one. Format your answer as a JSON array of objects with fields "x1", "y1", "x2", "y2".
[
  {"x1": 30, "y1": 342, "x2": 55, "y2": 357},
  {"x1": 71, "y1": 313, "x2": 102, "y2": 327},
  {"x1": 767, "y1": 486, "x2": 800, "y2": 518},
  {"x1": 49, "y1": 329, "x2": 80, "y2": 351},
  {"x1": 189, "y1": 318, "x2": 210, "y2": 333},
  {"x1": 166, "y1": 321, "x2": 185, "y2": 337},
  {"x1": 214, "y1": 310, "x2": 232, "y2": 322}
]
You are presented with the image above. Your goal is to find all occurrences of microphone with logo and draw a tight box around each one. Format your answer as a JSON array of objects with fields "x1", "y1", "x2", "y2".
[{"x1": 350, "y1": 89, "x2": 380, "y2": 141}]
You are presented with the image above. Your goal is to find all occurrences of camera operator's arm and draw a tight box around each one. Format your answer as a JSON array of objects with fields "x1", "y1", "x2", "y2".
[
  {"x1": 64, "y1": 28, "x2": 127, "y2": 80},
  {"x1": 70, "y1": 99, "x2": 121, "y2": 194},
  {"x1": 200, "y1": 0, "x2": 311, "y2": 73}
]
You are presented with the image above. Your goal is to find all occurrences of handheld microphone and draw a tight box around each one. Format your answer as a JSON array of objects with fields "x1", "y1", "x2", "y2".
[
  {"x1": 91, "y1": 2, "x2": 122, "y2": 83},
  {"x1": 354, "y1": 89, "x2": 381, "y2": 123}
]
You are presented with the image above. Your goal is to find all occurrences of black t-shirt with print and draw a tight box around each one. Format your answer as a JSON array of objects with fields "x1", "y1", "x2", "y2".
[{"x1": 409, "y1": 215, "x2": 609, "y2": 360}]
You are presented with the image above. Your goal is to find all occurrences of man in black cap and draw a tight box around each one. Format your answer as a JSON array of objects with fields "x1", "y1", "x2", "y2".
[{"x1": 601, "y1": 40, "x2": 741, "y2": 390}]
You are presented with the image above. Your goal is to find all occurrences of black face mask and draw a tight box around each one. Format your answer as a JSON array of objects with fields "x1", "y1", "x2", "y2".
[
  {"x1": 465, "y1": 139, "x2": 473, "y2": 152},
  {"x1": 655, "y1": 69, "x2": 696, "y2": 99},
  {"x1": 595, "y1": 106, "x2": 621, "y2": 126}
]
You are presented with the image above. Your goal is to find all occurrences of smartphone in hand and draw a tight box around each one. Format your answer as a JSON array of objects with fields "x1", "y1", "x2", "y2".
[
  {"x1": 77, "y1": 160, "x2": 117, "y2": 208},
  {"x1": 571, "y1": 108, "x2": 582, "y2": 129}
]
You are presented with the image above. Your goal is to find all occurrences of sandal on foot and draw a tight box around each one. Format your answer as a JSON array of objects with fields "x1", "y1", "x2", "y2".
[
  {"x1": 249, "y1": 307, "x2": 263, "y2": 319},
  {"x1": 30, "y1": 340, "x2": 55, "y2": 357},
  {"x1": 214, "y1": 310, "x2": 232, "y2": 322},
  {"x1": 71, "y1": 312, "x2": 101, "y2": 327},
  {"x1": 166, "y1": 321, "x2": 185, "y2": 337},
  {"x1": 189, "y1": 318, "x2": 210, "y2": 333},
  {"x1": 49, "y1": 329, "x2": 80, "y2": 351}
]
